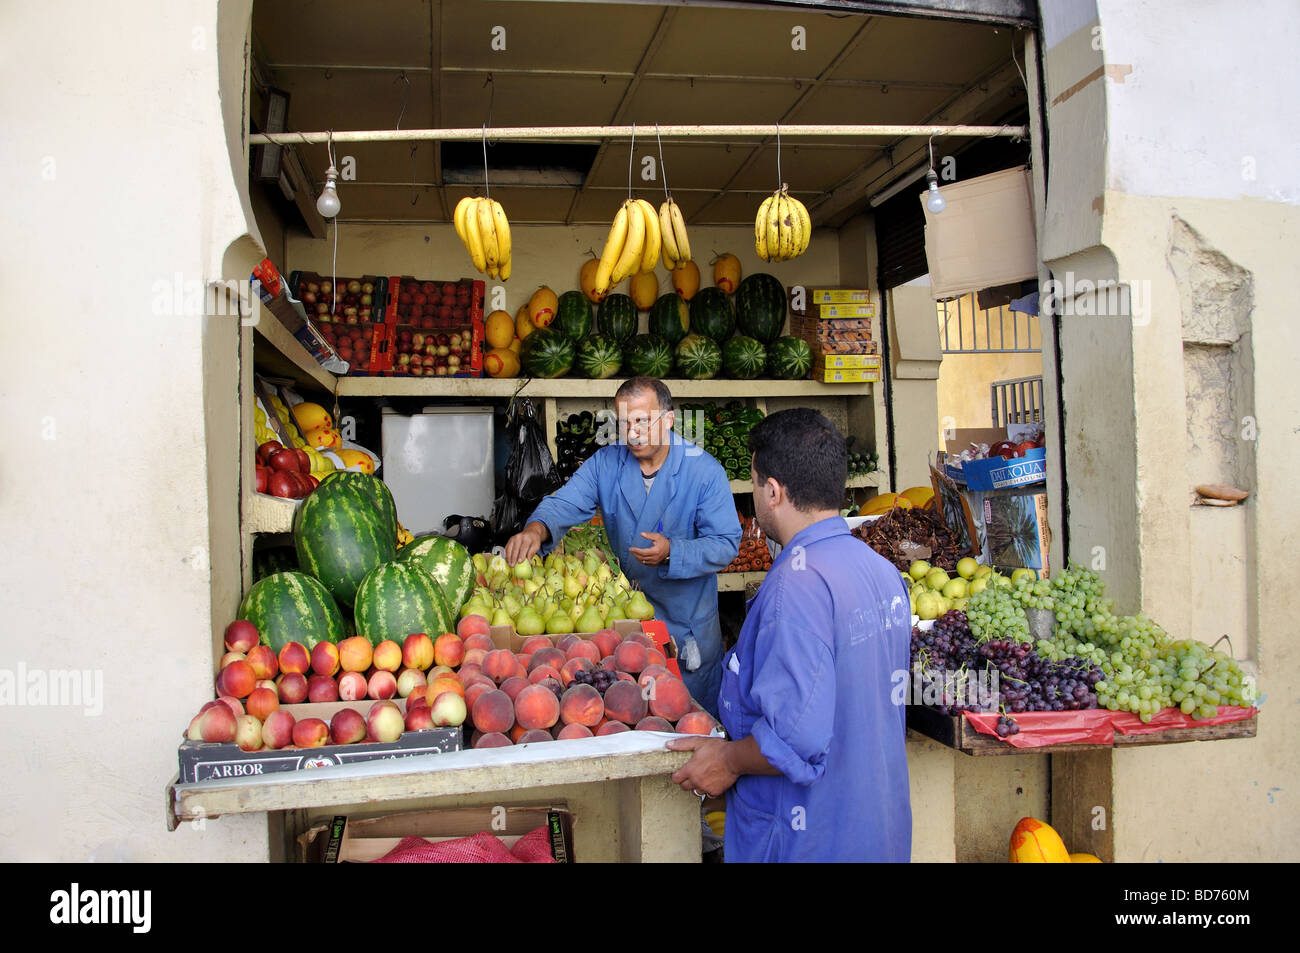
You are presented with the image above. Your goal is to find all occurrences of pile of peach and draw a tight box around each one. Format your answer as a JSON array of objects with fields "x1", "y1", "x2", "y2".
[
  {"x1": 183, "y1": 694, "x2": 445, "y2": 752},
  {"x1": 454, "y1": 617, "x2": 719, "y2": 749}
]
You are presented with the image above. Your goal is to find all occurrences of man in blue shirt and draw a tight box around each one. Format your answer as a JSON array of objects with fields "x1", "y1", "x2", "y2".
[
  {"x1": 668, "y1": 409, "x2": 912, "y2": 862},
  {"x1": 504, "y1": 377, "x2": 740, "y2": 713}
]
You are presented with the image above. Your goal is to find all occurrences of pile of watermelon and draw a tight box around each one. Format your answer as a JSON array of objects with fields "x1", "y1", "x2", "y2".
[{"x1": 238, "y1": 471, "x2": 472, "y2": 653}]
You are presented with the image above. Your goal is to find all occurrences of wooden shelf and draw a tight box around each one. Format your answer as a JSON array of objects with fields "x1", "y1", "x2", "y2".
[
  {"x1": 718, "y1": 571, "x2": 767, "y2": 591},
  {"x1": 728, "y1": 471, "x2": 882, "y2": 494},
  {"x1": 337, "y1": 376, "x2": 874, "y2": 399},
  {"x1": 246, "y1": 492, "x2": 301, "y2": 534},
  {"x1": 252, "y1": 316, "x2": 337, "y2": 393}
]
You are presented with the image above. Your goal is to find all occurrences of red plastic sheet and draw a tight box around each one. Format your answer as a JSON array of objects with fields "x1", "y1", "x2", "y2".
[
  {"x1": 962, "y1": 705, "x2": 1257, "y2": 749},
  {"x1": 369, "y1": 826, "x2": 557, "y2": 863}
]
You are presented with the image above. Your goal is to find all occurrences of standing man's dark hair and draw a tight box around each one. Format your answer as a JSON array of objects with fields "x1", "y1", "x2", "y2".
[
  {"x1": 613, "y1": 376, "x2": 674, "y2": 412},
  {"x1": 749, "y1": 409, "x2": 848, "y2": 512}
]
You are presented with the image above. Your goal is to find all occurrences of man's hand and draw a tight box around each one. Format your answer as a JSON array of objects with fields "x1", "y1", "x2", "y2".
[
  {"x1": 628, "y1": 531, "x2": 670, "y2": 566},
  {"x1": 666, "y1": 736, "x2": 738, "y2": 798},
  {"x1": 504, "y1": 522, "x2": 547, "y2": 566}
]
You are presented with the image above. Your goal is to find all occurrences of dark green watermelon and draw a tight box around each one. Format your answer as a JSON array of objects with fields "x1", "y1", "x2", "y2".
[
  {"x1": 723, "y1": 335, "x2": 767, "y2": 379},
  {"x1": 688, "y1": 287, "x2": 735, "y2": 342},
  {"x1": 767, "y1": 335, "x2": 813, "y2": 380},
  {"x1": 576, "y1": 334, "x2": 623, "y2": 380},
  {"x1": 353, "y1": 561, "x2": 456, "y2": 648},
  {"x1": 623, "y1": 334, "x2": 675, "y2": 378},
  {"x1": 293, "y1": 474, "x2": 398, "y2": 608},
  {"x1": 596, "y1": 293, "x2": 637, "y2": 344},
  {"x1": 239, "y1": 571, "x2": 346, "y2": 652},
  {"x1": 316, "y1": 471, "x2": 398, "y2": 536},
  {"x1": 253, "y1": 545, "x2": 298, "y2": 582},
  {"x1": 520, "y1": 327, "x2": 576, "y2": 378},
  {"x1": 555, "y1": 290, "x2": 593, "y2": 343},
  {"x1": 649, "y1": 293, "x2": 690, "y2": 345},
  {"x1": 736, "y1": 273, "x2": 787, "y2": 343},
  {"x1": 675, "y1": 333, "x2": 723, "y2": 380},
  {"x1": 397, "y1": 534, "x2": 474, "y2": 612}
]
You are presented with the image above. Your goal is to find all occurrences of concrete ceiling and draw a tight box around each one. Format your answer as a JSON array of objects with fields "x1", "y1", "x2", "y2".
[{"x1": 251, "y1": 0, "x2": 1028, "y2": 228}]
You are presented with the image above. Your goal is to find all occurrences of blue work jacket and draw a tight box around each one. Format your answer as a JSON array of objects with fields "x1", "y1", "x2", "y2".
[
  {"x1": 718, "y1": 516, "x2": 912, "y2": 862},
  {"x1": 526, "y1": 432, "x2": 741, "y2": 713}
]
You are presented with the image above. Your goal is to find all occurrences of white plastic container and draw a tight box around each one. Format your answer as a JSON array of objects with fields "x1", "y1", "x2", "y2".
[{"x1": 381, "y1": 407, "x2": 494, "y2": 537}]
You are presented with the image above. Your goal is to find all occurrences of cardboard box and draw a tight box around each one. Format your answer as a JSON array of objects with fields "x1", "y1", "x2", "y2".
[
  {"x1": 288, "y1": 270, "x2": 388, "y2": 327},
  {"x1": 928, "y1": 464, "x2": 1049, "y2": 573},
  {"x1": 814, "y1": 303, "x2": 876, "y2": 319},
  {"x1": 177, "y1": 698, "x2": 462, "y2": 783},
  {"x1": 251, "y1": 259, "x2": 347, "y2": 373},
  {"x1": 298, "y1": 806, "x2": 575, "y2": 863},
  {"x1": 384, "y1": 277, "x2": 486, "y2": 377},
  {"x1": 816, "y1": 354, "x2": 881, "y2": 370},
  {"x1": 945, "y1": 448, "x2": 1046, "y2": 491},
  {"x1": 923, "y1": 166, "x2": 1038, "y2": 299},
  {"x1": 811, "y1": 364, "x2": 881, "y2": 383}
]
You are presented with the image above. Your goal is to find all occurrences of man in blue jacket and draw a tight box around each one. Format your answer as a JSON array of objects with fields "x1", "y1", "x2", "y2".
[
  {"x1": 504, "y1": 377, "x2": 740, "y2": 713},
  {"x1": 668, "y1": 408, "x2": 912, "y2": 861}
]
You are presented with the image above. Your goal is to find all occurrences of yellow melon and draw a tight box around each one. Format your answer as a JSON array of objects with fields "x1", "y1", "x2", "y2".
[
  {"x1": 580, "y1": 258, "x2": 606, "y2": 304},
  {"x1": 485, "y1": 309, "x2": 515, "y2": 349},
  {"x1": 515, "y1": 303, "x2": 536, "y2": 341},
  {"x1": 290, "y1": 401, "x2": 332, "y2": 433},
  {"x1": 508, "y1": 336, "x2": 522, "y2": 355},
  {"x1": 672, "y1": 260, "x2": 700, "y2": 301},
  {"x1": 629, "y1": 271, "x2": 658, "y2": 311},
  {"x1": 528, "y1": 286, "x2": 559, "y2": 328},
  {"x1": 1009, "y1": 817, "x2": 1072, "y2": 863},
  {"x1": 900, "y1": 486, "x2": 935, "y2": 510},
  {"x1": 334, "y1": 449, "x2": 375, "y2": 474},
  {"x1": 304, "y1": 427, "x2": 341, "y2": 450},
  {"x1": 484, "y1": 347, "x2": 521, "y2": 379},
  {"x1": 861, "y1": 492, "x2": 913, "y2": 517},
  {"x1": 1069, "y1": 852, "x2": 1102, "y2": 863},
  {"x1": 713, "y1": 253, "x2": 742, "y2": 294}
]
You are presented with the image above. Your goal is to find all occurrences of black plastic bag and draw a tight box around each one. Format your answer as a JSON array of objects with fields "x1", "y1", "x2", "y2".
[{"x1": 492, "y1": 398, "x2": 561, "y2": 544}]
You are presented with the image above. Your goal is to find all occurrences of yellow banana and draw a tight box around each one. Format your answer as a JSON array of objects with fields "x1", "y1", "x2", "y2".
[
  {"x1": 636, "y1": 199, "x2": 660, "y2": 274},
  {"x1": 500, "y1": 258, "x2": 511, "y2": 281},
  {"x1": 669, "y1": 199, "x2": 691, "y2": 262},
  {"x1": 487, "y1": 261, "x2": 498, "y2": 280},
  {"x1": 779, "y1": 192, "x2": 796, "y2": 260},
  {"x1": 477, "y1": 198, "x2": 499, "y2": 272},
  {"x1": 612, "y1": 199, "x2": 644, "y2": 284},
  {"x1": 453, "y1": 196, "x2": 475, "y2": 246},
  {"x1": 766, "y1": 191, "x2": 782, "y2": 263},
  {"x1": 464, "y1": 197, "x2": 488, "y2": 272},
  {"x1": 490, "y1": 199, "x2": 512, "y2": 277},
  {"x1": 791, "y1": 196, "x2": 811, "y2": 256},
  {"x1": 595, "y1": 202, "x2": 629, "y2": 294},
  {"x1": 659, "y1": 200, "x2": 680, "y2": 264},
  {"x1": 755, "y1": 195, "x2": 773, "y2": 261}
]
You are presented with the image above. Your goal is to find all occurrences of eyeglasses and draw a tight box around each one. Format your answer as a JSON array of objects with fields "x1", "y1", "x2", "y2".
[{"x1": 618, "y1": 411, "x2": 668, "y2": 436}]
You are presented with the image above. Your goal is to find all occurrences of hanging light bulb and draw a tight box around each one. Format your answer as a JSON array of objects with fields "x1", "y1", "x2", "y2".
[
  {"x1": 316, "y1": 164, "x2": 341, "y2": 218},
  {"x1": 925, "y1": 169, "x2": 947, "y2": 214}
]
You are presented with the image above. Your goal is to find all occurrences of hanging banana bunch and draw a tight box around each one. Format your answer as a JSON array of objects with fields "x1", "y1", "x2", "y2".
[
  {"x1": 454, "y1": 196, "x2": 513, "y2": 280},
  {"x1": 593, "y1": 198, "x2": 661, "y2": 297},
  {"x1": 658, "y1": 197, "x2": 692, "y2": 271},
  {"x1": 754, "y1": 184, "x2": 811, "y2": 263}
]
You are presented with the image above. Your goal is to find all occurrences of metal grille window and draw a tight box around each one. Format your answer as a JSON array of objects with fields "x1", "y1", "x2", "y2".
[
  {"x1": 937, "y1": 294, "x2": 1041, "y2": 353},
  {"x1": 991, "y1": 376, "x2": 1044, "y2": 426}
]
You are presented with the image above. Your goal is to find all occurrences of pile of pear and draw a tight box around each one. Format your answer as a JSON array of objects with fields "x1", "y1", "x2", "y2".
[
  {"x1": 459, "y1": 550, "x2": 656, "y2": 636},
  {"x1": 904, "y1": 556, "x2": 1038, "y2": 621}
]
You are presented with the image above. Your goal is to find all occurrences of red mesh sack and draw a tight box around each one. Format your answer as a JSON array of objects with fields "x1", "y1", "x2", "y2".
[
  {"x1": 370, "y1": 831, "x2": 520, "y2": 864},
  {"x1": 509, "y1": 826, "x2": 558, "y2": 863}
]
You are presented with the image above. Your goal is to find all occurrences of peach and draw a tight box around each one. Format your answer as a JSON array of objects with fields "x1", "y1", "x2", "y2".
[
  {"x1": 224, "y1": 620, "x2": 260, "y2": 653},
  {"x1": 596, "y1": 720, "x2": 630, "y2": 736},
  {"x1": 517, "y1": 729, "x2": 553, "y2": 744},
  {"x1": 457, "y1": 614, "x2": 491, "y2": 641},
  {"x1": 338, "y1": 670, "x2": 369, "y2": 701},
  {"x1": 615, "y1": 671, "x2": 636, "y2": 683},
  {"x1": 500, "y1": 676, "x2": 531, "y2": 702},
  {"x1": 462, "y1": 633, "x2": 494, "y2": 653},
  {"x1": 219, "y1": 651, "x2": 246, "y2": 670},
  {"x1": 463, "y1": 681, "x2": 496, "y2": 715},
  {"x1": 278, "y1": 641, "x2": 311, "y2": 675},
  {"x1": 566, "y1": 639, "x2": 602, "y2": 663},
  {"x1": 368, "y1": 670, "x2": 398, "y2": 700},
  {"x1": 199, "y1": 705, "x2": 238, "y2": 743},
  {"x1": 311, "y1": 641, "x2": 341, "y2": 677},
  {"x1": 428, "y1": 675, "x2": 465, "y2": 700},
  {"x1": 602, "y1": 680, "x2": 648, "y2": 725},
  {"x1": 647, "y1": 648, "x2": 667, "y2": 668},
  {"x1": 519, "y1": 635, "x2": 553, "y2": 656},
  {"x1": 624, "y1": 631, "x2": 655, "y2": 649},
  {"x1": 637, "y1": 664, "x2": 671, "y2": 687},
  {"x1": 430, "y1": 691, "x2": 468, "y2": 727},
  {"x1": 648, "y1": 676, "x2": 691, "y2": 722},
  {"x1": 234, "y1": 715, "x2": 263, "y2": 751},
  {"x1": 528, "y1": 647, "x2": 566, "y2": 673},
  {"x1": 555, "y1": 635, "x2": 579, "y2": 654},
  {"x1": 471, "y1": 689, "x2": 515, "y2": 734},
  {"x1": 599, "y1": 655, "x2": 618, "y2": 671},
  {"x1": 255, "y1": 678, "x2": 278, "y2": 693},
  {"x1": 406, "y1": 685, "x2": 429, "y2": 708},
  {"x1": 366, "y1": 701, "x2": 405, "y2": 743},
  {"x1": 433, "y1": 633, "x2": 465, "y2": 668},
  {"x1": 528, "y1": 665, "x2": 562, "y2": 685},
  {"x1": 216, "y1": 695, "x2": 244, "y2": 718},
  {"x1": 220, "y1": 659, "x2": 257, "y2": 699},
  {"x1": 614, "y1": 641, "x2": 648, "y2": 674},
  {"x1": 245, "y1": 644, "x2": 278, "y2": 680},
  {"x1": 396, "y1": 667, "x2": 428, "y2": 698},
  {"x1": 337, "y1": 635, "x2": 374, "y2": 673},
  {"x1": 427, "y1": 664, "x2": 456, "y2": 680},
  {"x1": 330, "y1": 707, "x2": 367, "y2": 745},
  {"x1": 292, "y1": 717, "x2": 330, "y2": 748},
  {"x1": 261, "y1": 710, "x2": 296, "y2": 749},
  {"x1": 676, "y1": 710, "x2": 717, "y2": 735},
  {"x1": 372, "y1": 639, "x2": 403, "y2": 672},
  {"x1": 510, "y1": 723, "x2": 528, "y2": 743},
  {"x1": 482, "y1": 649, "x2": 517, "y2": 684},
  {"x1": 402, "y1": 633, "x2": 435, "y2": 671},
  {"x1": 474, "y1": 731, "x2": 513, "y2": 748},
  {"x1": 592, "y1": 629, "x2": 621, "y2": 659},
  {"x1": 276, "y1": 672, "x2": 308, "y2": 704},
  {"x1": 463, "y1": 647, "x2": 489, "y2": 668},
  {"x1": 634, "y1": 715, "x2": 674, "y2": 732},
  {"x1": 187, "y1": 712, "x2": 206, "y2": 741},
  {"x1": 457, "y1": 662, "x2": 484, "y2": 683},
  {"x1": 514, "y1": 684, "x2": 561, "y2": 731},
  {"x1": 308, "y1": 674, "x2": 340, "y2": 703},
  {"x1": 560, "y1": 684, "x2": 604, "y2": 728},
  {"x1": 537, "y1": 677, "x2": 564, "y2": 698},
  {"x1": 245, "y1": 687, "x2": 279, "y2": 721},
  {"x1": 556, "y1": 723, "x2": 593, "y2": 740},
  {"x1": 560, "y1": 657, "x2": 594, "y2": 687},
  {"x1": 462, "y1": 673, "x2": 496, "y2": 692},
  {"x1": 405, "y1": 706, "x2": 435, "y2": 731}
]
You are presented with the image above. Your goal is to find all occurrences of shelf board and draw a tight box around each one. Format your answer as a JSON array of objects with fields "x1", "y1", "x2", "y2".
[
  {"x1": 246, "y1": 492, "x2": 301, "y2": 534},
  {"x1": 337, "y1": 376, "x2": 873, "y2": 399},
  {"x1": 252, "y1": 316, "x2": 337, "y2": 393},
  {"x1": 718, "y1": 571, "x2": 767, "y2": 591},
  {"x1": 728, "y1": 471, "x2": 882, "y2": 494}
]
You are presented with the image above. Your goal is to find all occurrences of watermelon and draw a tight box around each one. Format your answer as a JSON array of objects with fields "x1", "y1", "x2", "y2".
[
  {"x1": 723, "y1": 335, "x2": 768, "y2": 379},
  {"x1": 316, "y1": 471, "x2": 397, "y2": 535},
  {"x1": 520, "y1": 327, "x2": 576, "y2": 378},
  {"x1": 767, "y1": 335, "x2": 813, "y2": 380},
  {"x1": 353, "y1": 561, "x2": 456, "y2": 648},
  {"x1": 675, "y1": 333, "x2": 723, "y2": 380},
  {"x1": 649, "y1": 293, "x2": 690, "y2": 345},
  {"x1": 623, "y1": 334, "x2": 675, "y2": 378},
  {"x1": 736, "y1": 273, "x2": 787, "y2": 343},
  {"x1": 293, "y1": 475, "x2": 398, "y2": 608},
  {"x1": 253, "y1": 545, "x2": 298, "y2": 582},
  {"x1": 555, "y1": 290, "x2": 592, "y2": 342},
  {"x1": 576, "y1": 334, "x2": 623, "y2": 380},
  {"x1": 688, "y1": 287, "x2": 735, "y2": 342},
  {"x1": 397, "y1": 534, "x2": 474, "y2": 611},
  {"x1": 596, "y1": 293, "x2": 637, "y2": 344},
  {"x1": 239, "y1": 571, "x2": 345, "y2": 652}
]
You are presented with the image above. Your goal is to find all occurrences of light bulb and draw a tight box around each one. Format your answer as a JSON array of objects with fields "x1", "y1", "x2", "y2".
[
  {"x1": 925, "y1": 171, "x2": 946, "y2": 215},
  {"x1": 316, "y1": 165, "x2": 341, "y2": 218}
]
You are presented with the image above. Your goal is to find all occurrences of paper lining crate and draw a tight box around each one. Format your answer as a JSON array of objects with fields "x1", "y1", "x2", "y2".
[{"x1": 788, "y1": 286, "x2": 873, "y2": 318}]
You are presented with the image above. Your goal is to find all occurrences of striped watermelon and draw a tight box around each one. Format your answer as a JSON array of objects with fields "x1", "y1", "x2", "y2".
[
  {"x1": 624, "y1": 334, "x2": 675, "y2": 378},
  {"x1": 767, "y1": 335, "x2": 813, "y2": 380},
  {"x1": 596, "y1": 293, "x2": 637, "y2": 344},
  {"x1": 675, "y1": 333, "x2": 723, "y2": 380},
  {"x1": 576, "y1": 334, "x2": 623, "y2": 379},
  {"x1": 253, "y1": 545, "x2": 298, "y2": 582},
  {"x1": 555, "y1": 290, "x2": 593, "y2": 343},
  {"x1": 398, "y1": 534, "x2": 475, "y2": 611},
  {"x1": 293, "y1": 475, "x2": 398, "y2": 608},
  {"x1": 317, "y1": 471, "x2": 398, "y2": 536},
  {"x1": 649, "y1": 293, "x2": 690, "y2": 345},
  {"x1": 520, "y1": 327, "x2": 576, "y2": 378},
  {"x1": 239, "y1": 571, "x2": 345, "y2": 652},
  {"x1": 736, "y1": 273, "x2": 787, "y2": 343},
  {"x1": 723, "y1": 335, "x2": 767, "y2": 379},
  {"x1": 688, "y1": 287, "x2": 735, "y2": 342},
  {"x1": 353, "y1": 561, "x2": 456, "y2": 647}
]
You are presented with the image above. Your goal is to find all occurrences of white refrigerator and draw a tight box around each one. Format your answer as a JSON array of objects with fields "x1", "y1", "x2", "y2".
[{"x1": 380, "y1": 406, "x2": 495, "y2": 537}]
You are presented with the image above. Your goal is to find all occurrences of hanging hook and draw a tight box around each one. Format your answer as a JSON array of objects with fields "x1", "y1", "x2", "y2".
[
  {"x1": 626, "y1": 122, "x2": 637, "y2": 202},
  {"x1": 655, "y1": 122, "x2": 670, "y2": 200},
  {"x1": 482, "y1": 123, "x2": 490, "y2": 199},
  {"x1": 775, "y1": 121, "x2": 782, "y2": 190}
]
